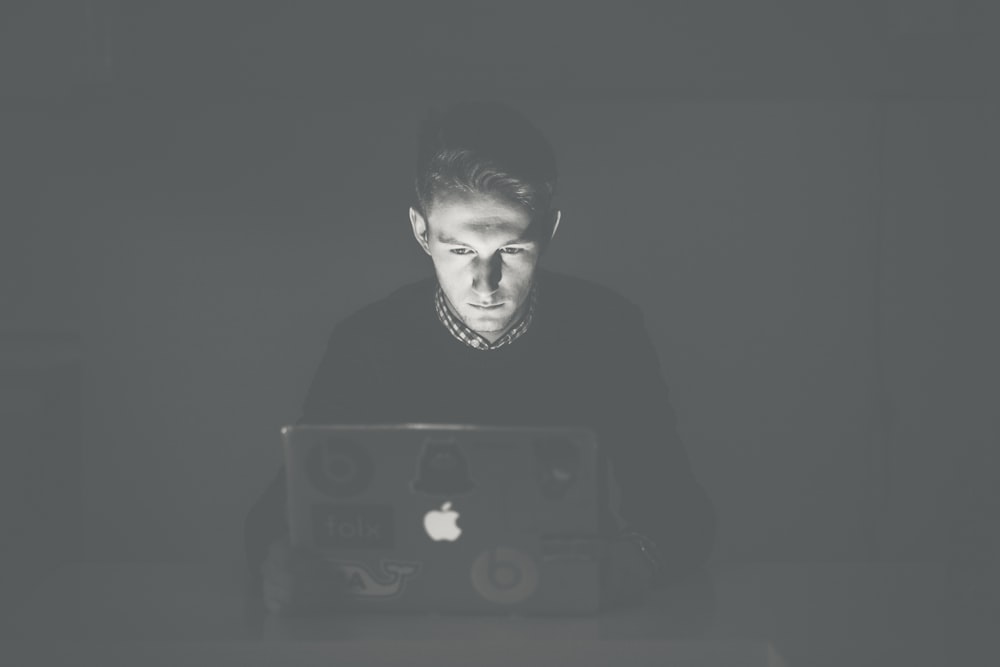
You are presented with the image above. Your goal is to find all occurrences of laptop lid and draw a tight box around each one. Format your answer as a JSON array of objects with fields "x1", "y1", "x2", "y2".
[{"x1": 282, "y1": 424, "x2": 606, "y2": 614}]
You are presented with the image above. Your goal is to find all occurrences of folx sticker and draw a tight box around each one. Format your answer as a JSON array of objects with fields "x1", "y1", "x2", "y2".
[{"x1": 310, "y1": 504, "x2": 394, "y2": 549}]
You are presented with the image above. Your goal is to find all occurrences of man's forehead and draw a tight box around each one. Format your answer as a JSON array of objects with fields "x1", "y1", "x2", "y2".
[
  {"x1": 455, "y1": 217, "x2": 524, "y2": 234},
  {"x1": 435, "y1": 211, "x2": 543, "y2": 236},
  {"x1": 430, "y1": 198, "x2": 539, "y2": 242}
]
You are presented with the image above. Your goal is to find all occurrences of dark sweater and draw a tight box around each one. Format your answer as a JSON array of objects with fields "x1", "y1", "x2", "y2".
[{"x1": 244, "y1": 269, "x2": 715, "y2": 580}]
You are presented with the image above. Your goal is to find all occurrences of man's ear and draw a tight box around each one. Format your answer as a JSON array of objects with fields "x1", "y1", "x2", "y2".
[
  {"x1": 409, "y1": 207, "x2": 432, "y2": 256},
  {"x1": 549, "y1": 209, "x2": 561, "y2": 242}
]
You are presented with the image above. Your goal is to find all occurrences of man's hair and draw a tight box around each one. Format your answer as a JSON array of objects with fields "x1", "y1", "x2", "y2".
[{"x1": 414, "y1": 100, "x2": 557, "y2": 224}]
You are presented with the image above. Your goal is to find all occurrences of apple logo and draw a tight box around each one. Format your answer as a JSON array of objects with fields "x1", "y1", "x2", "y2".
[{"x1": 423, "y1": 501, "x2": 462, "y2": 542}]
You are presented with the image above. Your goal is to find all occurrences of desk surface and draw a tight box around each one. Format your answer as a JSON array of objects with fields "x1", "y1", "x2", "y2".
[{"x1": 4, "y1": 561, "x2": 997, "y2": 667}]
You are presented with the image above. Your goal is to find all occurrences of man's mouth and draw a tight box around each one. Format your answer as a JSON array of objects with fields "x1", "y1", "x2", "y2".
[{"x1": 469, "y1": 303, "x2": 504, "y2": 310}]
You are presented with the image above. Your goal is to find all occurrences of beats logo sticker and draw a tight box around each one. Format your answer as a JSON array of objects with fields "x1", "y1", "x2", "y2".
[
  {"x1": 470, "y1": 547, "x2": 539, "y2": 605},
  {"x1": 305, "y1": 438, "x2": 374, "y2": 498}
]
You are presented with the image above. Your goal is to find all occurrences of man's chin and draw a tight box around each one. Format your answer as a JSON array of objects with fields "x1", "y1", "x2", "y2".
[
  {"x1": 462, "y1": 312, "x2": 511, "y2": 333},
  {"x1": 467, "y1": 320, "x2": 508, "y2": 334}
]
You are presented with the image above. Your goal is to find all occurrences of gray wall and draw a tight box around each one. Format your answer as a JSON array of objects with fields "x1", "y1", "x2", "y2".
[{"x1": 2, "y1": 2, "x2": 997, "y2": 567}]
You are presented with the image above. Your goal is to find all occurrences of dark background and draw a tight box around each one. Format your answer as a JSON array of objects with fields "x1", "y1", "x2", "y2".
[{"x1": 2, "y1": 0, "x2": 997, "y2": 604}]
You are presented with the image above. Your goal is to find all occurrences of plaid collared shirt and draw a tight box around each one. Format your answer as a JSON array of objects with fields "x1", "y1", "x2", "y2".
[{"x1": 434, "y1": 284, "x2": 538, "y2": 351}]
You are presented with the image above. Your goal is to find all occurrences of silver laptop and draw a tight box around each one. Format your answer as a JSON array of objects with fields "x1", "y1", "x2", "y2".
[{"x1": 281, "y1": 424, "x2": 606, "y2": 615}]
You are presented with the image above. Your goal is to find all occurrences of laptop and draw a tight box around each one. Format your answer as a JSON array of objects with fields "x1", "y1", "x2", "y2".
[{"x1": 281, "y1": 423, "x2": 607, "y2": 615}]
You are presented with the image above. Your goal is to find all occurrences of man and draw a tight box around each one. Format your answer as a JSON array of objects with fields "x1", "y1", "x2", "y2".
[{"x1": 245, "y1": 100, "x2": 715, "y2": 615}]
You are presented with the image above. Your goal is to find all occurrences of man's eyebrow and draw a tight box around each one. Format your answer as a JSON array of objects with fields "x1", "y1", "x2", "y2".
[{"x1": 435, "y1": 233, "x2": 535, "y2": 245}]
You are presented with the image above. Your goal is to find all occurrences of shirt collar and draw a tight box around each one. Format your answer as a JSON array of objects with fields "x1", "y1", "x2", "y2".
[{"x1": 434, "y1": 284, "x2": 538, "y2": 351}]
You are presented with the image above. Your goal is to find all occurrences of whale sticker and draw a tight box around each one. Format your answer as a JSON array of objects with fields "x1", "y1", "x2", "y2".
[{"x1": 330, "y1": 559, "x2": 422, "y2": 599}]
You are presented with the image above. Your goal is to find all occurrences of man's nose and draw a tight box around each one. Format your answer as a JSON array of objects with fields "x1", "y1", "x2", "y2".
[{"x1": 471, "y1": 254, "x2": 502, "y2": 294}]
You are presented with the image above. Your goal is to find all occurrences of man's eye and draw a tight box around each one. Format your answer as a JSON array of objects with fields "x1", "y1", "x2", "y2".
[
  {"x1": 500, "y1": 247, "x2": 525, "y2": 255},
  {"x1": 450, "y1": 248, "x2": 473, "y2": 255}
]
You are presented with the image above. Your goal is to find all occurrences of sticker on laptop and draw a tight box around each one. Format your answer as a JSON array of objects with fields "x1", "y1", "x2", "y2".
[
  {"x1": 533, "y1": 436, "x2": 581, "y2": 500},
  {"x1": 470, "y1": 547, "x2": 539, "y2": 605},
  {"x1": 410, "y1": 438, "x2": 476, "y2": 496},
  {"x1": 306, "y1": 437, "x2": 375, "y2": 498},
  {"x1": 329, "y1": 559, "x2": 422, "y2": 599},
  {"x1": 310, "y1": 503, "x2": 394, "y2": 549}
]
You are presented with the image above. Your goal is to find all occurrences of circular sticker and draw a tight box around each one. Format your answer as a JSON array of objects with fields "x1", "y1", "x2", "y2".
[
  {"x1": 533, "y1": 436, "x2": 580, "y2": 500},
  {"x1": 305, "y1": 438, "x2": 374, "y2": 498},
  {"x1": 470, "y1": 547, "x2": 539, "y2": 605}
]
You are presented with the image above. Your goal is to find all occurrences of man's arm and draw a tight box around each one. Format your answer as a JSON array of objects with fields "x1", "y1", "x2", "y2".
[
  {"x1": 244, "y1": 466, "x2": 287, "y2": 578},
  {"x1": 601, "y1": 303, "x2": 716, "y2": 584},
  {"x1": 243, "y1": 321, "x2": 372, "y2": 577}
]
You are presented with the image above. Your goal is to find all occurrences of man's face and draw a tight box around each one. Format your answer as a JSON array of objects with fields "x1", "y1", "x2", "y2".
[{"x1": 410, "y1": 193, "x2": 559, "y2": 342}]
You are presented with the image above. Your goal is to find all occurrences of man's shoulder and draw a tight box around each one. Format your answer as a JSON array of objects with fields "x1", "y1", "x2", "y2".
[
  {"x1": 331, "y1": 275, "x2": 436, "y2": 342},
  {"x1": 538, "y1": 269, "x2": 639, "y2": 319}
]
